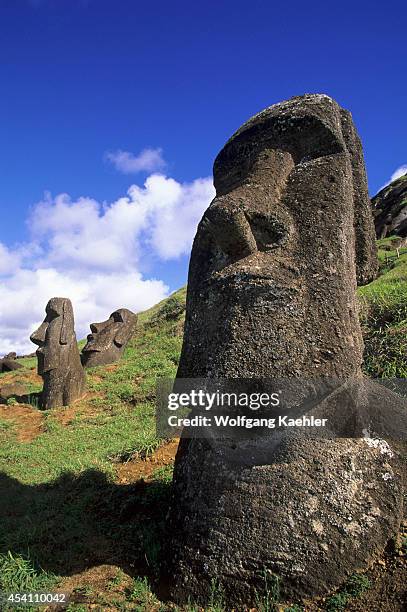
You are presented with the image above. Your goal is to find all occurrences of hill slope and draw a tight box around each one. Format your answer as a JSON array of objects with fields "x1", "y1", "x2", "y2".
[
  {"x1": 372, "y1": 173, "x2": 407, "y2": 238},
  {"x1": 0, "y1": 263, "x2": 405, "y2": 610}
]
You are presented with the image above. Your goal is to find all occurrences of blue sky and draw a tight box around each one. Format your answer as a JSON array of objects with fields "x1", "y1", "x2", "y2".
[{"x1": 0, "y1": 0, "x2": 406, "y2": 353}]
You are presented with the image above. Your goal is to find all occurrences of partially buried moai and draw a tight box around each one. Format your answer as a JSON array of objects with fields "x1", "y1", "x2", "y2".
[
  {"x1": 30, "y1": 298, "x2": 86, "y2": 409},
  {"x1": 166, "y1": 95, "x2": 404, "y2": 605},
  {"x1": 81, "y1": 308, "x2": 137, "y2": 368}
]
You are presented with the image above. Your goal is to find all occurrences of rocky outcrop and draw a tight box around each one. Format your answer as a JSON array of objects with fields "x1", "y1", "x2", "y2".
[
  {"x1": 0, "y1": 359, "x2": 23, "y2": 372},
  {"x1": 372, "y1": 173, "x2": 407, "y2": 238},
  {"x1": 0, "y1": 383, "x2": 28, "y2": 404}
]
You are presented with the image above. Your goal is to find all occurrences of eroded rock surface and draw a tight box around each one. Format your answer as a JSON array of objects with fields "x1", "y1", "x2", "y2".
[
  {"x1": 0, "y1": 359, "x2": 23, "y2": 372},
  {"x1": 30, "y1": 298, "x2": 86, "y2": 409},
  {"x1": 166, "y1": 95, "x2": 403, "y2": 605},
  {"x1": 372, "y1": 173, "x2": 407, "y2": 238},
  {"x1": 0, "y1": 383, "x2": 29, "y2": 404},
  {"x1": 81, "y1": 308, "x2": 137, "y2": 368}
]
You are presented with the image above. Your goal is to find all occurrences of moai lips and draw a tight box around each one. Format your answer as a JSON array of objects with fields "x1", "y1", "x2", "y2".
[
  {"x1": 165, "y1": 96, "x2": 404, "y2": 606},
  {"x1": 30, "y1": 298, "x2": 86, "y2": 409},
  {"x1": 81, "y1": 308, "x2": 137, "y2": 368}
]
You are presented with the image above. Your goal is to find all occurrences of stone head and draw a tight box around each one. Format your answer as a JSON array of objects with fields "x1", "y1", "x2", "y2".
[
  {"x1": 30, "y1": 297, "x2": 75, "y2": 374},
  {"x1": 178, "y1": 95, "x2": 378, "y2": 379},
  {"x1": 81, "y1": 308, "x2": 137, "y2": 367}
]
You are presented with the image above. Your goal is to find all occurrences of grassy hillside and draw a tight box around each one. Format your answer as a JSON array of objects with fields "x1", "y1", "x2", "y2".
[
  {"x1": 0, "y1": 265, "x2": 405, "y2": 611},
  {"x1": 0, "y1": 288, "x2": 186, "y2": 611},
  {"x1": 359, "y1": 238, "x2": 407, "y2": 377}
]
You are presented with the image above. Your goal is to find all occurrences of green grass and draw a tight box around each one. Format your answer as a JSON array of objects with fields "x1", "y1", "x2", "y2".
[
  {"x1": 137, "y1": 287, "x2": 186, "y2": 325},
  {"x1": 0, "y1": 552, "x2": 56, "y2": 612},
  {"x1": 0, "y1": 293, "x2": 184, "y2": 608},
  {"x1": 254, "y1": 571, "x2": 281, "y2": 611},
  {"x1": 325, "y1": 573, "x2": 371, "y2": 611},
  {"x1": 358, "y1": 244, "x2": 407, "y2": 377},
  {"x1": 0, "y1": 297, "x2": 183, "y2": 485},
  {"x1": 0, "y1": 262, "x2": 403, "y2": 610},
  {"x1": 126, "y1": 576, "x2": 161, "y2": 609},
  {"x1": 0, "y1": 419, "x2": 14, "y2": 432}
]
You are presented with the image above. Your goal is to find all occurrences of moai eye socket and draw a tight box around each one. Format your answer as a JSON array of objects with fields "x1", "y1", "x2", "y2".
[
  {"x1": 45, "y1": 307, "x2": 60, "y2": 323},
  {"x1": 246, "y1": 212, "x2": 289, "y2": 251}
]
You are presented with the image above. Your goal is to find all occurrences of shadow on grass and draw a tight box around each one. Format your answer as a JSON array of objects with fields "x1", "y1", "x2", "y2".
[
  {"x1": 0, "y1": 392, "x2": 42, "y2": 409},
  {"x1": 0, "y1": 469, "x2": 172, "y2": 580}
]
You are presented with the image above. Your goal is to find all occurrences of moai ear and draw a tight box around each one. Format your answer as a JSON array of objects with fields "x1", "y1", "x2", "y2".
[{"x1": 60, "y1": 300, "x2": 68, "y2": 345}]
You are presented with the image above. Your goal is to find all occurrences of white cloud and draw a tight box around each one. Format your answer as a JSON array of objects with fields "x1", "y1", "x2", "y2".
[
  {"x1": 390, "y1": 164, "x2": 407, "y2": 182},
  {"x1": 148, "y1": 178, "x2": 215, "y2": 259},
  {"x1": 0, "y1": 243, "x2": 20, "y2": 275},
  {"x1": 0, "y1": 173, "x2": 215, "y2": 355},
  {"x1": 380, "y1": 164, "x2": 407, "y2": 190},
  {"x1": 0, "y1": 268, "x2": 168, "y2": 356},
  {"x1": 105, "y1": 148, "x2": 166, "y2": 174}
]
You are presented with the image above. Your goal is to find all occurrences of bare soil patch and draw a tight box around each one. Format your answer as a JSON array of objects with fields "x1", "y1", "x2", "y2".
[
  {"x1": 116, "y1": 439, "x2": 179, "y2": 484},
  {"x1": 0, "y1": 404, "x2": 44, "y2": 441}
]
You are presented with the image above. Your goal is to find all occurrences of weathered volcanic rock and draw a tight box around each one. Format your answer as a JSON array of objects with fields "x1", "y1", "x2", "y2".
[
  {"x1": 165, "y1": 95, "x2": 403, "y2": 605},
  {"x1": 372, "y1": 173, "x2": 407, "y2": 238},
  {"x1": 0, "y1": 359, "x2": 23, "y2": 372},
  {"x1": 177, "y1": 94, "x2": 377, "y2": 381},
  {"x1": 0, "y1": 383, "x2": 29, "y2": 404},
  {"x1": 30, "y1": 298, "x2": 86, "y2": 409},
  {"x1": 81, "y1": 308, "x2": 137, "y2": 368}
]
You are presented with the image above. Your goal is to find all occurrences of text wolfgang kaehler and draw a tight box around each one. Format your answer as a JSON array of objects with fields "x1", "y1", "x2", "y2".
[{"x1": 166, "y1": 390, "x2": 328, "y2": 430}]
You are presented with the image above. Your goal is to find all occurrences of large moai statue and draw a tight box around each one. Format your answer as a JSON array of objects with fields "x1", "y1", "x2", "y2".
[
  {"x1": 177, "y1": 94, "x2": 378, "y2": 380},
  {"x1": 81, "y1": 308, "x2": 137, "y2": 368},
  {"x1": 30, "y1": 298, "x2": 86, "y2": 409},
  {"x1": 166, "y1": 96, "x2": 403, "y2": 605}
]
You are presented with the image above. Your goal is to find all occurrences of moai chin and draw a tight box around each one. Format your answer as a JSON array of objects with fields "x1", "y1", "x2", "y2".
[
  {"x1": 166, "y1": 96, "x2": 403, "y2": 606},
  {"x1": 81, "y1": 308, "x2": 137, "y2": 368},
  {"x1": 30, "y1": 297, "x2": 86, "y2": 409}
]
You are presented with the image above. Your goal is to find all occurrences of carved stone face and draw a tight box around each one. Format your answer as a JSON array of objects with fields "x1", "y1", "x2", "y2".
[
  {"x1": 30, "y1": 297, "x2": 85, "y2": 409},
  {"x1": 81, "y1": 308, "x2": 137, "y2": 367},
  {"x1": 166, "y1": 96, "x2": 390, "y2": 608},
  {"x1": 30, "y1": 297, "x2": 75, "y2": 374},
  {"x1": 177, "y1": 95, "x2": 378, "y2": 380}
]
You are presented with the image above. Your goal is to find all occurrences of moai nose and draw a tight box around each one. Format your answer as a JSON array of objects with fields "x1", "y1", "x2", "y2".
[
  {"x1": 30, "y1": 322, "x2": 48, "y2": 346},
  {"x1": 204, "y1": 205, "x2": 257, "y2": 260}
]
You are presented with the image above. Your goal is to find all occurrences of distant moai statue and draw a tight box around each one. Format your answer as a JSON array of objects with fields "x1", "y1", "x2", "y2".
[
  {"x1": 0, "y1": 359, "x2": 23, "y2": 372},
  {"x1": 30, "y1": 298, "x2": 86, "y2": 409},
  {"x1": 166, "y1": 95, "x2": 404, "y2": 605},
  {"x1": 81, "y1": 308, "x2": 137, "y2": 368}
]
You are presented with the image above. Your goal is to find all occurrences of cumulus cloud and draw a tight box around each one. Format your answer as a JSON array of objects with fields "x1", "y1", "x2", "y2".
[
  {"x1": 105, "y1": 148, "x2": 166, "y2": 174},
  {"x1": 0, "y1": 268, "x2": 168, "y2": 356},
  {"x1": 380, "y1": 164, "x2": 407, "y2": 190},
  {"x1": 0, "y1": 173, "x2": 214, "y2": 355},
  {"x1": 0, "y1": 243, "x2": 20, "y2": 275}
]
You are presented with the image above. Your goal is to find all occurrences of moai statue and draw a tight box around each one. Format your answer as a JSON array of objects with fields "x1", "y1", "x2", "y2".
[
  {"x1": 30, "y1": 298, "x2": 86, "y2": 409},
  {"x1": 81, "y1": 308, "x2": 137, "y2": 368},
  {"x1": 0, "y1": 359, "x2": 23, "y2": 372},
  {"x1": 166, "y1": 95, "x2": 404, "y2": 605}
]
